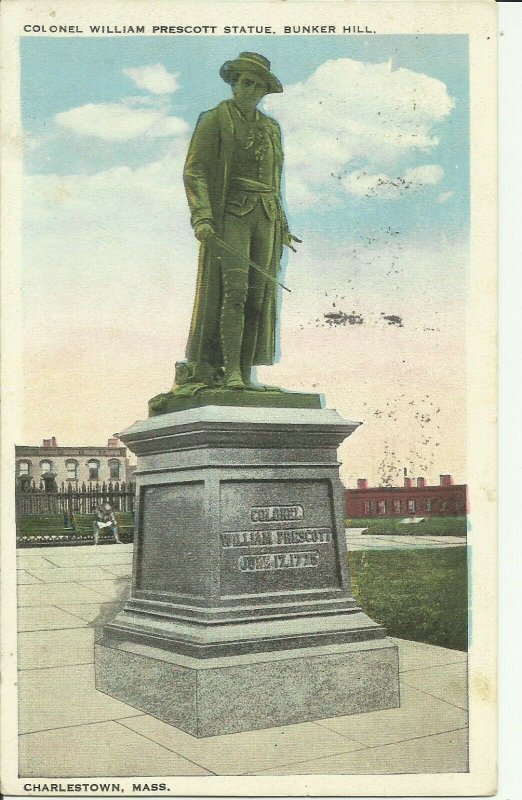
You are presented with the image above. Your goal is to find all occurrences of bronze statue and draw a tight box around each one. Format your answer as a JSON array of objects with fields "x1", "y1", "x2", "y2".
[{"x1": 178, "y1": 52, "x2": 300, "y2": 393}]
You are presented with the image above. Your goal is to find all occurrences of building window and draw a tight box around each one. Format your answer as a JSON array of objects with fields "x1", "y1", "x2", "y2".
[
  {"x1": 393, "y1": 499, "x2": 402, "y2": 514},
  {"x1": 66, "y1": 460, "x2": 79, "y2": 481},
  {"x1": 363, "y1": 501, "x2": 370, "y2": 515},
  {"x1": 368, "y1": 500, "x2": 375, "y2": 513},
  {"x1": 40, "y1": 460, "x2": 53, "y2": 475},
  {"x1": 87, "y1": 459, "x2": 100, "y2": 481},
  {"x1": 18, "y1": 460, "x2": 31, "y2": 476},
  {"x1": 407, "y1": 499, "x2": 416, "y2": 514},
  {"x1": 424, "y1": 499, "x2": 432, "y2": 512},
  {"x1": 108, "y1": 459, "x2": 120, "y2": 480},
  {"x1": 378, "y1": 500, "x2": 387, "y2": 515},
  {"x1": 438, "y1": 499, "x2": 447, "y2": 513}
]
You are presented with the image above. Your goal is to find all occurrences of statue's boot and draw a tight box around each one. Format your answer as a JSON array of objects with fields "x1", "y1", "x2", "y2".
[
  {"x1": 221, "y1": 303, "x2": 246, "y2": 390},
  {"x1": 241, "y1": 368, "x2": 267, "y2": 392},
  {"x1": 240, "y1": 356, "x2": 260, "y2": 391},
  {"x1": 240, "y1": 321, "x2": 269, "y2": 391},
  {"x1": 223, "y1": 369, "x2": 246, "y2": 390},
  {"x1": 241, "y1": 321, "x2": 285, "y2": 392}
]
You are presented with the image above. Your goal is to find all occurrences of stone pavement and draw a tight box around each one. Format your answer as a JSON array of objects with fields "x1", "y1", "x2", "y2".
[
  {"x1": 345, "y1": 528, "x2": 467, "y2": 550},
  {"x1": 16, "y1": 544, "x2": 468, "y2": 777}
]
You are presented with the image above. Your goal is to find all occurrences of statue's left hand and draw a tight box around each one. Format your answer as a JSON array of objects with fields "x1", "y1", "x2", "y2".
[{"x1": 283, "y1": 232, "x2": 302, "y2": 253}]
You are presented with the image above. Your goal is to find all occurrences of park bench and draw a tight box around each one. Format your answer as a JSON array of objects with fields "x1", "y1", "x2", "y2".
[
  {"x1": 16, "y1": 513, "x2": 91, "y2": 546},
  {"x1": 16, "y1": 512, "x2": 135, "y2": 546}
]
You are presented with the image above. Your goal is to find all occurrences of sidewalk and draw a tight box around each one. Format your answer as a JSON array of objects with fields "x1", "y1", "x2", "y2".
[
  {"x1": 17, "y1": 544, "x2": 468, "y2": 777},
  {"x1": 345, "y1": 528, "x2": 467, "y2": 550}
]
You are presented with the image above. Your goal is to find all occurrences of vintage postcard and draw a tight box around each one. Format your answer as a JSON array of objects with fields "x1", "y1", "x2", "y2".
[{"x1": 1, "y1": 0, "x2": 497, "y2": 796}]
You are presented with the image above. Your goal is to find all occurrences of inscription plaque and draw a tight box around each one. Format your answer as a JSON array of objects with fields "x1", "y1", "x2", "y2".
[{"x1": 219, "y1": 478, "x2": 342, "y2": 596}]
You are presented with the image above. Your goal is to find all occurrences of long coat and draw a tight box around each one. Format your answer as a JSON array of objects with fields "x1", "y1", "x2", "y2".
[{"x1": 183, "y1": 99, "x2": 287, "y2": 369}]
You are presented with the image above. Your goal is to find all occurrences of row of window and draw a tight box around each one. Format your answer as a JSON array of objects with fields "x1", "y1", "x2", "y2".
[
  {"x1": 362, "y1": 498, "x2": 447, "y2": 515},
  {"x1": 17, "y1": 459, "x2": 121, "y2": 481}
]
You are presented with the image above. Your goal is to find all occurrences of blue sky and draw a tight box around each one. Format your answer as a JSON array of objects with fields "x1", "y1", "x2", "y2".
[{"x1": 20, "y1": 35, "x2": 469, "y2": 484}]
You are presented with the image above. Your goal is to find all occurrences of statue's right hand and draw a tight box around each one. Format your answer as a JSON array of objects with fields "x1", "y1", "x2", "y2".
[{"x1": 194, "y1": 222, "x2": 216, "y2": 242}]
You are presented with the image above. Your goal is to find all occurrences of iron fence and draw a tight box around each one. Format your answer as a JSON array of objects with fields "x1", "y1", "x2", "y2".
[{"x1": 16, "y1": 480, "x2": 136, "y2": 516}]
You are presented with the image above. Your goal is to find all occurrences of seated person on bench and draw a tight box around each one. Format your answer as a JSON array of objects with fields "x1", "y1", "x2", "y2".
[{"x1": 93, "y1": 502, "x2": 122, "y2": 545}]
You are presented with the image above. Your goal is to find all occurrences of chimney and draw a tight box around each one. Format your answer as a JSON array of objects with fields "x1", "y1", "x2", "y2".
[
  {"x1": 107, "y1": 437, "x2": 119, "y2": 448},
  {"x1": 404, "y1": 477, "x2": 413, "y2": 488},
  {"x1": 51, "y1": 436, "x2": 57, "y2": 448},
  {"x1": 440, "y1": 474, "x2": 454, "y2": 486},
  {"x1": 42, "y1": 438, "x2": 51, "y2": 447},
  {"x1": 417, "y1": 477, "x2": 426, "y2": 488},
  {"x1": 357, "y1": 478, "x2": 368, "y2": 490}
]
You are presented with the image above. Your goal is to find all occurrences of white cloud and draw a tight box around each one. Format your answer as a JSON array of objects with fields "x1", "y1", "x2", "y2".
[
  {"x1": 263, "y1": 57, "x2": 454, "y2": 208},
  {"x1": 150, "y1": 115, "x2": 190, "y2": 137},
  {"x1": 404, "y1": 164, "x2": 444, "y2": 185},
  {"x1": 437, "y1": 190, "x2": 454, "y2": 204},
  {"x1": 55, "y1": 101, "x2": 188, "y2": 141},
  {"x1": 123, "y1": 64, "x2": 180, "y2": 95},
  {"x1": 343, "y1": 163, "x2": 444, "y2": 199},
  {"x1": 25, "y1": 141, "x2": 190, "y2": 241},
  {"x1": 23, "y1": 138, "x2": 194, "y2": 309}
]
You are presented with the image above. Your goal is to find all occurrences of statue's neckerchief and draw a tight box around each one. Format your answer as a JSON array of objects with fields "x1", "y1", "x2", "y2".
[{"x1": 231, "y1": 102, "x2": 271, "y2": 162}]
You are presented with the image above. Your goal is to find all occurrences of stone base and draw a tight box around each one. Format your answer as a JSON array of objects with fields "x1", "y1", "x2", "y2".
[{"x1": 95, "y1": 637, "x2": 400, "y2": 738}]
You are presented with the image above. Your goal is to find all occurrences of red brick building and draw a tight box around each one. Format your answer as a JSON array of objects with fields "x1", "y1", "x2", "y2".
[{"x1": 345, "y1": 475, "x2": 468, "y2": 518}]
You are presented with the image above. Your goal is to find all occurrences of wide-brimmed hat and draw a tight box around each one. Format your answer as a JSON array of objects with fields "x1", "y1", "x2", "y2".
[{"x1": 220, "y1": 52, "x2": 282, "y2": 94}]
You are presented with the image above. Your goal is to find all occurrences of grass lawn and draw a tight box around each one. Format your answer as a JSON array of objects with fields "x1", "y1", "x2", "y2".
[
  {"x1": 349, "y1": 547, "x2": 468, "y2": 651},
  {"x1": 346, "y1": 516, "x2": 467, "y2": 537}
]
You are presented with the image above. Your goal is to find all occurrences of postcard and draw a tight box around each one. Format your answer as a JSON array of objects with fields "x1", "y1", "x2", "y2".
[{"x1": 1, "y1": 0, "x2": 497, "y2": 796}]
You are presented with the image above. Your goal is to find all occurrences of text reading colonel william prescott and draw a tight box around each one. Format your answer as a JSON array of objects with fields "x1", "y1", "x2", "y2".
[{"x1": 180, "y1": 52, "x2": 301, "y2": 393}]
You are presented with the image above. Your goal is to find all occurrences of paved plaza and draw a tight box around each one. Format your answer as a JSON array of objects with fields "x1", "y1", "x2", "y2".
[{"x1": 16, "y1": 542, "x2": 468, "y2": 777}]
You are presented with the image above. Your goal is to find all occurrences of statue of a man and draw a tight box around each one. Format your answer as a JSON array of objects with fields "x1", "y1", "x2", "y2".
[{"x1": 181, "y1": 52, "x2": 300, "y2": 392}]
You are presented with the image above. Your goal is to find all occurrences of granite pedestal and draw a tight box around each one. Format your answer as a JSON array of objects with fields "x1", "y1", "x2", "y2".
[{"x1": 95, "y1": 406, "x2": 400, "y2": 737}]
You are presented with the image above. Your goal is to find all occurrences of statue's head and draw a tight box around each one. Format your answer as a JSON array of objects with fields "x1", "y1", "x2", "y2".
[
  {"x1": 220, "y1": 52, "x2": 282, "y2": 112},
  {"x1": 230, "y1": 71, "x2": 269, "y2": 113}
]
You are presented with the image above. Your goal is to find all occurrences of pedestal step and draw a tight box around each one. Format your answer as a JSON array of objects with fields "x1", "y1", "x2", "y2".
[{"x1": 102, "y1": 607, "x2": 387, "y2": 658}]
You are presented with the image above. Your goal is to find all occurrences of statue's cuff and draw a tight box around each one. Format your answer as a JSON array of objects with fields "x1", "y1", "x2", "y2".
[{"x1": 193, "y1": 219, "x2": 214, "y2": 232}]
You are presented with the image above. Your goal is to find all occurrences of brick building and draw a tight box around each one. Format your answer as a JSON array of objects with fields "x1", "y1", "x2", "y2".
[
  {"x1": 345, "y1": 475, "x2": 468, "y2": 518},
  {"x1": 15, "y1": 437, "x2": 130, "y2": 491}
]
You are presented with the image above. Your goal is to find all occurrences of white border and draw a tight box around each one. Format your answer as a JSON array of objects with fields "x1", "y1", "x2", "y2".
[{"x1": 1, "y1": 1, "x2": 498, "y2": 796}]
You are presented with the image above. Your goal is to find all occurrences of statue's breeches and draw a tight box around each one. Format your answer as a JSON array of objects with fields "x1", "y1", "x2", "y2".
[{"x1": 221, "y1": 204, "x2": 275, "y2": 308}]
